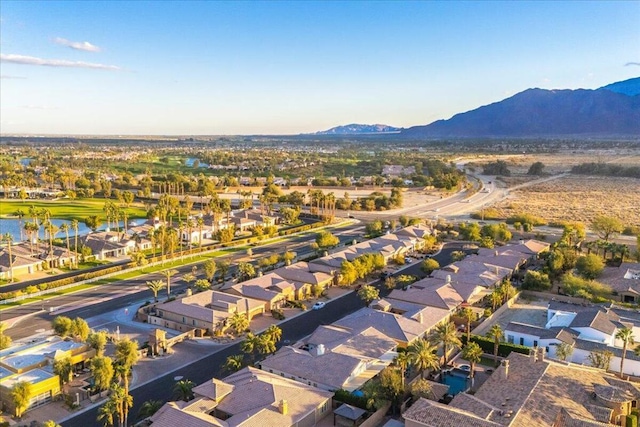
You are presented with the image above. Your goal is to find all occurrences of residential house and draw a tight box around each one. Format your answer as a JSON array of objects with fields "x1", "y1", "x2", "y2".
[
  {"x1": 598, "y1": 262, "x2": 640, "y2": 303},
  {"x1": 403, "y1": 352, "x2": 640, "y2": 427},
  {"x1": 149, "y1": 367, "x2": 333, "y2": 427},
  {"x1": 0, "y1": 242, "x2": 78, "y2": 279},
  {"x1": 79, "y1": 231, "x2": 133, "y2": 260},
  {"x1": 149, "y1": 291, "x2": 265, "y2": 334},
  {"x1": 259, "y1": 325, "x2": 397, "y2": 392}
]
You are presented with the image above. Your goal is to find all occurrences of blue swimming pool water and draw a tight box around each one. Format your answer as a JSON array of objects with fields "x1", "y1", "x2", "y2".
[{"x1": 442, "y1": 370, "x2": 470, "y2": 395}]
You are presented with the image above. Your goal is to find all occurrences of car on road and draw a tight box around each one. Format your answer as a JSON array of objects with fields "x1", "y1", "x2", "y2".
[
  {"x1": 458, "y1": 364, "x2": 471, "y2": 371},
  {"x1": 404, "y1": 257, "x2": 412, "y2": 264},
  {"x1": 312, "y1": 301, "x2": 326, "y2": 310}
]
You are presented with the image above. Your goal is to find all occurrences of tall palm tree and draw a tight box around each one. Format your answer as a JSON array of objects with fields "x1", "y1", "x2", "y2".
[
  {"x1": 490, "y1": 289, "x2": 503, "y2": 311},
  {"x1": 407, "y1": 339, "x2": 439, "y2": 379},
  {"x1": 615, "y1": 327, "x2": 635, "y2": 378},
  {"x1": 431, "y1": 321, "x2": 462, "y2": 369},
  {"x1": 2, "y1": 234, "x2": 14, "y2": 282},
  {"x1": 459, "y1": 307, "x2": 475, "y2": 343},
  {"x1": 224, "y1": 355, "x2": 244, "y2": 373},
  {"x1": 264, "y1": 325, "x2": 282, "y2": 344},
  {"x1": 71, "y1": 219, "x2": 79, "y2": 267},
  {"x1": 13, "y1": 209, "x2": 26, "y2": 242},
  {"x1": 159, "y1": 269, "x2": 179, "y2": 297},
  {"x1": 241, "y1": 332, "x2": 261, "y2": 362},
  {"x1": 228, "y1": 312, "x2": 249, "y2": 335},
  {"x1": 59, "y1": 223, "x2": 72, "y2": 268},
  {"x1": 395, "y1": 351, "x2": 411, "y2": 388},
  {"x1": 461, "y1": 342, "x2": 483, "y2": 379},
  {"x1": 146, "y1": 280, "x2": 166, "y2": 302},
  {"x1": 24, "y1": 221, "x2": 38, "y2": 255},
  {"x1": 486, "y1": 324, "x2": 504, "y2": 366},
  {"x1": 196, "y1": 216, "x2": 205, "y2": 248},
  {"x1": 138, "y1": 400, "x2": 163, "y2": 419},
  {"x1": 97, "y1": 399, "x2": 116, "y2": 427}
]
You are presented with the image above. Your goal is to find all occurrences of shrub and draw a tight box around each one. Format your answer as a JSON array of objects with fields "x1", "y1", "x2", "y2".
[
  {"x1": 334, "y1": 389, "x2": 369, "y2": 410},
  {"x1": 561, "y1": 273, "x2": 612, "y2": 298},
  {"x1": 271, "y1": 309, "x2": 285, "y2": 320},
  {"x1": 463, "y1": 335, "x2": 531, "y2": 357},
  {"x1": 521, "y1": 271, "x2": 551, "y2": 291}
]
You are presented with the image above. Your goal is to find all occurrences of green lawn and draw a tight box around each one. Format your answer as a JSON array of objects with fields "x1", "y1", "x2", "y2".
[{"x1": 0, "y1": 199, "x2": 147, "y2": 221}]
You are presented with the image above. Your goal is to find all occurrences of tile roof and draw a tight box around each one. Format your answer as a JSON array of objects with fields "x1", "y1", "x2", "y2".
[
  {"x1": 333, "y1": 307, "x2": 428, "y2": 344},
  {"x1": 403, "y1": 398, "x2": 501, "y2": 427}
]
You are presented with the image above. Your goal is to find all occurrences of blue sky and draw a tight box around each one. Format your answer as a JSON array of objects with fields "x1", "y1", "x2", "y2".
[{"x1": 1, "y1": 1, "x2": 639, "y2": 135}]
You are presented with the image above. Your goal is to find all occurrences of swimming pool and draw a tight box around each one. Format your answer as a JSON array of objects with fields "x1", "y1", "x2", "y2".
[{"x1": 441, "y1": 369, "x2": 471, "y2": 395}]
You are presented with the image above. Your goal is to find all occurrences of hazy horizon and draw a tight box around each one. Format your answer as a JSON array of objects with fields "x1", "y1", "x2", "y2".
[{"x1": 1, "y1": 1, "x2": 639, "y2": 135}]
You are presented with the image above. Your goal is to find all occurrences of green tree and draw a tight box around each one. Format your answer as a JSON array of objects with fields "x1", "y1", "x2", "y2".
[
  {"x1": 228, "y1": 312, "x2": 249, "y2": 335},
  {"x1": 379, "y1": 366, "x2": 404, "y2": 412},
  {"x1": 173, "y1": 379, "x2": 196, "y2": 401},
  {"x1": 194, "y1": 279, "x2": 211, "y2": 292},
  {"x1": 97, "y1": 398, "x2": 116, "y2": 427},
  {"x1": 357, "y1": 284, "x2": 380, "y2": 307},
  {"x1": 72, "y1": 317, "x2": 90, "y2": 341},
  {"x1": 146, "y1": 280, "x2": 166, "y2": 302},
  {"x1": 591, "y1": 215, "x2": 624, "y2": 242},
  {"x1": 365, "y1": 220, "x2": 384, "y2": 237},
  {"x1": 420, "y1": 258, "x2": 440, "y2": 275},
  {"x1": 216, "y1": 260, "x2": 230, "y2": 284},
  {"x1": 615, "y1": 327, "x2": 635, "y2": 378},
  {"x1": 159, "y1": 269, "x2": 179, "y2": 297},
  {"x1": 53, "y1": 356, "x2": 74, "y2": 389},
  {"x1": 431, "y1": 321, "x2": 462, "y2": 369},
  {"x1": 52, "y1": 316, "x2": 74, "y2": 337},
  {"x1": 407, "y1": 338, "x2": 439, "y2": 379},
  {"x1": 588, "y1": 349, "x2": 614, "y2": 370},
  {"x1": 395, "y1": 352, "x2": 411, "y2": 389},
  {"x1": 411, "y1": 378, "x2": 435, "y2": 400},
  {"x1": 238, "y1": 262, "x2": 256, "y2": 281},
  {"x1": 555, "y1": 342, "x2": 574, "y2": 362},
  {"x1": 88, "y1": 331, "x2": 108, "y2": 357},
  {"x1": 527, "y1": 162, "x2": 545, "y2": 175},
  {"x1": 384, "y1": 276, "x2": 397, "y2": 290},
  {"x1": 224, "y1": 355, "x2": 245, "y2": 373},
  {"x1": 575, "y1": 254, "x2": 605, "y2": 280},
  {"x1": 486, "y1": 324, "x2": 504, "y2": 366},
  {"x1": 138, "y1": 400, "x2": 163, "y2": 419},
  {"x1": 521, "y1": 270, "x2": 552, "y2": 291},
  {"x1": 0, "y1": 322, "x2": 12, "y2": 350},
  {"x1": 203, "y1": 259, "x2": 217, "y2": 282},
  {"x1": 315, "y1": 231, "x2": 339, "y2": 250},
  {"x1": 264, "y1": 324, "x2": 282, "y2": 344},
  {"x1": 11, "y1": 380, "x2": 32, "y2": 418},
  {"x1": 84, "y1": 215, "x2": 102, "y2": 232},
  {"x1": 43, "y1": 421, "x2": 62, "y2": 427},
  {"x1": 461, "y1": 342, "x2": 483, "y2": 379},
  {"x1": 91, "y1": 356, "x2": 115, "y2": 392},
  {"x1": 339, "y1": 260, "x2": 358, "y2": 287},
  {"x1": 451, "y1": 250, "x2": 466, "y2": 262}
]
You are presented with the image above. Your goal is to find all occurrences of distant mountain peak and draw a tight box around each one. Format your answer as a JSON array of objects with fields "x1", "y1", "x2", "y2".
[
  {"x1": 401, "y1": 77, "x2": 640, "y2": 138},
  {"x1": 313, "y1": 123, "x2": 401, "y2": 135}
]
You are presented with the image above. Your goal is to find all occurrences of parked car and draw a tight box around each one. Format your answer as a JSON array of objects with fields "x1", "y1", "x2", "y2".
[{"x1": 312, "y1": 301, "x2": 326, "y2": 310}]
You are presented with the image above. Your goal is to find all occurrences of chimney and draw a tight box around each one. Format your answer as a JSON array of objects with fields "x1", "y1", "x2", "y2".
[
  {"x1": 316, "y1": 344, "x2": 325, "y2": 356},
  {"x1": 530, "y1": 347, "x2": 538, "y2": 363},
  {"x1": 279, "y1": 399, "x2": 288, "y2": 415},
  {"x1": 418, "y1": 312, "x2": 423, "y2": 324},
  {"x1": 494, "y1": 250, "x2": 499, "y2": 257},
  {"x1": 501, "y1": 359, "x2": 510, "y2": 380},
  {"x1": 446, "y1": 274, "x2": 451, "y2": 284},
  {"x1": 538, "y1": 346, "x2": 546, "y2": 362}
]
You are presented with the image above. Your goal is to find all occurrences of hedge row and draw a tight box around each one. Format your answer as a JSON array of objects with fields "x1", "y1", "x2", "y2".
[
  {"x1": 334, "y1": 389, "x2": 369, "y2": 410},
  {"x1": 462, "y1": 334, "x2": 531, "y2": 358},
  {"x1": 0, "y1": 264, "x2": 127, "y2": 301}
]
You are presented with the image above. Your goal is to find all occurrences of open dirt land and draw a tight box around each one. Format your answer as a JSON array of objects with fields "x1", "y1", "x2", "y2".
[{"x1": 491, "y1": 175, "x2": 640, "y2": 227}]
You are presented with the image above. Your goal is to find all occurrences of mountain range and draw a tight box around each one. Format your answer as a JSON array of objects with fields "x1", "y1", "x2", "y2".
[
  {"x1": 315, "y1": 77, "x2": 639, "y2": 138},
  {"x1": 313, "y1": 124, "x2": 401, "y2": 135},
  {"x1": 401, "y1": 77, "x2": 640, "y2": 138}
]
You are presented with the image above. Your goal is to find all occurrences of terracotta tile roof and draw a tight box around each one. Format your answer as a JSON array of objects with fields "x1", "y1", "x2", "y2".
[
  {"x1": 403, "y1": 398, "x2": 501, "y2": 427},
  {"x1": 149, "y1": 402, "x2": 228, "y2": 427},
  {"x1": 193, "y1": 379, "x2": 234, "y2": 402},
  {"x1": 333, "y1": 307, "x2": 429, "y2": 344}
]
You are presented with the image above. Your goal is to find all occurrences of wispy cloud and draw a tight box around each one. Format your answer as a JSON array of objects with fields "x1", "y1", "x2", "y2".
[
  {"x1": 625, "y1": 62, "x2": 640, "y2": 67},
  {"x1": 1, "y1": 75, "x2": 27, "y2": 79},
  {"x1": 21, "y1": 105, "x2": 59, "y2": 110},
  {"x1": 54, "y1": 37, "x2": 101, "y2": 52},
  {"x1": 0, "y1": 54, "x2": 121, "y2": 71}
]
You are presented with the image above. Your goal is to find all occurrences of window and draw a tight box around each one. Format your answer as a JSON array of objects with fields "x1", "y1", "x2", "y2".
[
  {"x1": 533, "y1": 340, "x2": 538, "y2": 347},
  {"x1": 519, "y1": 337, "x2": 524, "y2": 345},
  {"x1": 192, "y1": 319, "x2": 196, "y2": 326},
  {"x1": 182, "y1": 316, "x2": 186, "y2": 323},
  {"x1": 507, "y1": 335, "x2": 514, "y2": 344}
]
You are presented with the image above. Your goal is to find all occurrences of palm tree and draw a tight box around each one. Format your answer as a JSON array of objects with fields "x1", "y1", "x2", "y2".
[
  {"x1": 407, "y1": 338, "x2": 439, "y2": 379},
  {"x1": 431, "y1": 321, "x2": 462, "y2": 369},
  {"x1": 217, "y1": 260, "x2": 230, "y2": 284},
  {"x1": 459, "y1": 307, "x2": 475, "y2": 343},
  {"x1": 159, "y1": 269, "x2": 179, "y2": 297},
  {"x1": 395, "y1": 351, "x2": 411, "y2": 388},
  {"x1": 461, "y1": 342, "x2": 483, "y2": 379},
  {"x1": 146, "y1": 280, "x2": 166, "y2": 303},
  {"x1": 196, "y1": 216, "x2": 205, "y2": 247},
  {"x1": 59, "y1": 223, "x2": 72, "y2": 268},
  {"x1": 490, "y1": 289, "x2": 503, "y2": 311},
  {"x1": 13, "y1": 209, "x2": 25, "y2": 242},
  {"x1": 615, "y1": 327, "x2": 635, "y2": 378},
  {"x1": 97, "y1": 399, "x2": 116, "y2": 427},
  {"x1": 173, "y1": 379, "x2": 195, "y2": 402},
  {"x1": 138, "y1": 400, "x2": 163, "y2": 419},
  {"x1": 71, "y1": 219, "x2": 79, "y2": 267},
  {"x1": 264, "y1": 325, "x2": 282, "y2": 344},
  {"x1": 486, "y1": 324, "x2": 504, "y2": 366},
  {"x1": 24, "y1": 221, "x2": 38, "y2": 255},
  {"x1": 224, "y1": 354, "x2": 245, "y2": 373},
  {"x1": 228, "y1": 312, "x2": 249, "y2": 335},
  {"x1": 2, "y1": 233, "x2": 14, "y2": 282},
  {"x1": 241, "y1": 332, "x2": 261, "y2": 362}
]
